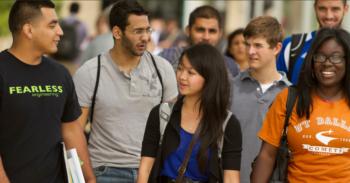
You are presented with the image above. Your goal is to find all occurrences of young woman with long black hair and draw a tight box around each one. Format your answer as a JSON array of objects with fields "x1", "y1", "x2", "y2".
[
  {"x1": 252, "y1": 28, "x2": 350, "y2": 182},
  {"x1": 137, "y1": 44, "x2": 242, "y2": 183}
]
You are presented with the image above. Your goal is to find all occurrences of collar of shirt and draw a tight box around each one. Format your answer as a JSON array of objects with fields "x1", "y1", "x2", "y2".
[{"x1": 239, "y1": 70, "x2": 291, "y2": 86}]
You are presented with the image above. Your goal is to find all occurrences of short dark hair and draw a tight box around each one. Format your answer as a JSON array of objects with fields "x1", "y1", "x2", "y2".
[
  {"x1": 297, "y1": 28, "x2": 350, "y2": 118},
  {"x1": 225, "y1": 28, "x2": 245, "y2": 59},
  {"x1": 188, "y1": 5, "x2": 222, "y2": 29},
  {"x1": 109, "y1": 0, "x2": 148, "y2": 31},
  {"x1": 243, "y1": 16, "x2": 283, "y2": 48},
  {"x1": 315, "y1": 0, "x2": 347, "y2": 6},
  {"x1": 69, "y1": 2, "x2": 79, "y2": 14},
  {"x1": 9, "y1": 0, "x2": 55, "y2": 35},
  {"x1": 179, "y1": 44, "x2": 230, "y2": 173}
]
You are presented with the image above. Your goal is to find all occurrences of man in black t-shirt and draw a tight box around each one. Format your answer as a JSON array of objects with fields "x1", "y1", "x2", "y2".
[{"x1": 0, "y1": 1, "x2": 95, "y2": 183}]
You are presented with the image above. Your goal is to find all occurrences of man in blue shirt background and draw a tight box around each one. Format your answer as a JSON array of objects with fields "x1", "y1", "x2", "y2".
[{"x1": 276, "y1": 0, "x2": 348, "y2": 84}]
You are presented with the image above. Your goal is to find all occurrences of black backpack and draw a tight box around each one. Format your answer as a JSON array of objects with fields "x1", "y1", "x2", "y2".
[{"x1": 52, "y1": 20, "x2": 79, "y2": 61}]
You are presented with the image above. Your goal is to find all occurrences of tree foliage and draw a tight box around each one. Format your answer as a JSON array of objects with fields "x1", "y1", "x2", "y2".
[
  {"x1": 0, "y1": 1, "x2": 62, "y2": 37},
  {"x1": 0, "y1": 1, "x2": 13, "y2": 36}
]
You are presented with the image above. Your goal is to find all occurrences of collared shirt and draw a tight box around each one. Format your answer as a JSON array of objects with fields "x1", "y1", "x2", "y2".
[
  {"x1": 74, "y1": 52, "x2": 178, "y2": 168},
  {"x1": 159, "y1": 46, "x2": 240, "y2": 77},
  {"x1": 230, "y1": 70, "x2": 290, "y2": 183}
]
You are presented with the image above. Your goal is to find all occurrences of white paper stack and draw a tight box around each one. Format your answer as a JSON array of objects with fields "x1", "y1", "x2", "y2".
[
  {"x1": 67, "y1": 148, "x2": 85, "y2": 183},
  {"x1": 61, "y1": 142, "x2": 85, "y2": 183}
]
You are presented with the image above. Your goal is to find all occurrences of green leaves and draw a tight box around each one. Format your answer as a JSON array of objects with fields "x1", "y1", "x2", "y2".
[
  {"x1": 0, "y1": 1, "x2": 13, "y2": 36},
  {"x1": 0, "y1": 1, "x2": 62, "y2": 37}
]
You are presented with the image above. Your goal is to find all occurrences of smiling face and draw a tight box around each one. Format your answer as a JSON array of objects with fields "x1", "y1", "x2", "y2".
[
  {"x1": 121, "y1": 14, "x2": 150, "y2": 56},
  {"x1": 313, "y1": 38, "x2": 346, "y2": 89},
  {"x1": 315, "y1": 0, "x2": 348, "y2": 28},
  {"x1": 31, "y1": 7, "x2": 63, "y2": 54},
  {"x1": 176, "y1": 55, "x2": 205, "y2": 98}
]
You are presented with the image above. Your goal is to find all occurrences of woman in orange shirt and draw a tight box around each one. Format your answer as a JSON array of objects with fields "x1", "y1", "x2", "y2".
[{"x1": 251, "y1": 28, "x2": 350, "y2": 182}]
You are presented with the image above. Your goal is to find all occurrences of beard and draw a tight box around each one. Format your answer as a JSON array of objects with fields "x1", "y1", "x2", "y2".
[
  {"x1": 317, "y1": 16, "x2": 344, "y2": 28},
  {"x1": 121, "y1": 34, "x2": 146, "y2": 57}
]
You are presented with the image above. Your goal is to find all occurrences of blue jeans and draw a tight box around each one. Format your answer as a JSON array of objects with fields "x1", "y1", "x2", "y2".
[{"x1": 93, "y1": 166, "x2": 138, "y2": 183}]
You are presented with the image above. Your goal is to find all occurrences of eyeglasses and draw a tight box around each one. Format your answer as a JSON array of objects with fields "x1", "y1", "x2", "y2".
[
  {"x1": 313, "y1": 53, "x2": 345, "y2": 64},
  {"x1": 128, "y1": 27, "x2": 153, "y2": 36}
]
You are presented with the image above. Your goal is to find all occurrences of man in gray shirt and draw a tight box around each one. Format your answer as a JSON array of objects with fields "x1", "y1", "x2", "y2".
[
  {"x1": 230, "y1": 16, "x2": 290, "y2": 183},
  {"x1": 73, "y1": 1, "x2": 178, "y2": 182}
]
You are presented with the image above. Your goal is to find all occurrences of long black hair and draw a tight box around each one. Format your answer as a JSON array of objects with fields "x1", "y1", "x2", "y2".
[
  {"x1": 179, "y1": 44, "x2": 230, "y2": 173},
  {"x1": 297, "y1": 28, "x2": 350, "y2": 118}
]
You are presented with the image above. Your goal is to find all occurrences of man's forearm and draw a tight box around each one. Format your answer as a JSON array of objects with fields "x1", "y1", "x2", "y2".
[
  {"x1": 62, "y1": 121, "x2": 96, "y2": 183},
  {"x1": 0, "y1": 156, "x2": 10, "y2": 183}
]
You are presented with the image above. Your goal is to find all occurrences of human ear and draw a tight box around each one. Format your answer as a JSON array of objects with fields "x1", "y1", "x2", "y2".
[
  {"x1": 344, "y1": 4, "x2": 349, "y2": 13},
  {"x1": 112, "y1": 26, "x2": 122, "y2": 40},
  {"x1": 22, "y1": 23, "x2": 33, "y2": 39},
  {"x1": 273, "y1": 42, "x2": 282, "y2": 56}
]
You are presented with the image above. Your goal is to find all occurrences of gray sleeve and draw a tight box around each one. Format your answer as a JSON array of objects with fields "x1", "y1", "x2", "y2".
[
  {"x1": 155, "y1": 56, "x2": 178, "y2": 102},
  {"x1": 73, "y1": 60, "x2": 96, "y2": 107}
]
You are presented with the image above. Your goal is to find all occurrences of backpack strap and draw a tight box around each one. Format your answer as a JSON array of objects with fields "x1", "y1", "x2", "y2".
[
  {"x1": 280, "y1": 86, "x2": 298, "y2": 144},
  {"x1": 218, "y1": 110, "x2": 233, "y2": 159},
  {"x1": 90, "y1": 52, "x2": 162, "y2": 122},
  {"x1": 159, "y1": 102, "x2": 175, "y2": 145},
  {"x1": 90, "y1": 54, "x2": 101, "y2": 123},
  {"x1": 288, "y1": 33, "x2": 307, "y2": 80},
  {"x1": 148, "y1": 52, "x2": 164, "y2": 102}
]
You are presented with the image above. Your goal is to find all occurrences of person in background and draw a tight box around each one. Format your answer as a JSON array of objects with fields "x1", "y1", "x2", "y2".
[
  {"x1": 63, "y1": 2, "x2": 88, "y2": 52},
  {"x1": 158, "y1": 18, "x2": 188, "y2": 49},
  {"x1": 252, "y1": 27, "x2": 350, "y2": 183},
  {"x1": 159, "y1": 5, "x2": 240, "y2": 77},
  {"x1": 138, "y1": 44, "x2": 242, "y2": 183},
  {"x1": 147, "y1": 16, "x2": 166, "y2": 55},
  {"x1": 276, "y1": 0, "x2": 348, "y2": 84},
  {"x1": 95, "y1": 6, "x2": 111, "y2": 36},
  {"x1": 73, "y1": 1, "x2": 178, "y2": 182},
  {"x1": 226, "y1": 28, "x2": 249, "y2": 71},
  {"x1": 0, "y1": 1, "x2": 95, "y2": 182},
  {"x1": 79, "y1": 5, "x2": 113, "y2": 64},
  {"x1": 230, "y1": 16, "x2": 290, "y2": 183}
]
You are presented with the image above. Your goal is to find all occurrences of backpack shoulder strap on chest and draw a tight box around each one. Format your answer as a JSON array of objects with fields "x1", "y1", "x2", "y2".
[
  {"x1": 148, "y1": 52, "x2": 164, "y2": 102},
  {"x1": 159, "y1": 102, "x2": 175, "y2": 145},
  {"x1": 90, "y1": 54, "x2": 101, "y2": 123},
  {"x1": 281, "y1": 86, "x2": 298, "y2": 142},
  {"x1": 288, "y1": 33, "x2": 307, "y2": 80}
]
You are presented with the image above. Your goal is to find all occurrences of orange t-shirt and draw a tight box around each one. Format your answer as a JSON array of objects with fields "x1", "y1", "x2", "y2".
[{"x1": 259, "y1": 88, "x2": 350, "y2": 183}]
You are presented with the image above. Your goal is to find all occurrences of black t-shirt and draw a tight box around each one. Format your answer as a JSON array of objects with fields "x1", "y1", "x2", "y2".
[{"x1": 0, "y1": 50, "x2": 81, "y2": 183}]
